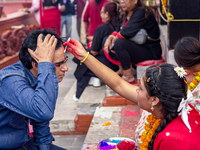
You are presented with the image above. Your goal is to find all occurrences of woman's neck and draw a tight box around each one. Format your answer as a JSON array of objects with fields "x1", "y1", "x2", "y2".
[
  {"x1": 127, "y1": 11, "x2": 133, "y2": 20},
  {"x1": 152, "y1": 106, "x2": 164, "y2": 119}
]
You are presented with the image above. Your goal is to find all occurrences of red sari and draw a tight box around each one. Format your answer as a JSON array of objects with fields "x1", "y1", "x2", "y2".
[
  {"x1": 153, "y1": 106, "x2": 200, "y2": 150},
  {"x1": 40, "y1": 1, "x2": 61, "y2": 37}
]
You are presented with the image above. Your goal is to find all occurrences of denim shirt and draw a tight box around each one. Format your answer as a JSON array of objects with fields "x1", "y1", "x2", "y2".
[{"x1": 0, "y1": 61, "x2": 58, "y2": 150}]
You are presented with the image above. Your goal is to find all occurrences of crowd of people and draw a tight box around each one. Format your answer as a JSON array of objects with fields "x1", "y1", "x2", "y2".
[
  {"x1": 0, "y1": 0, "x2": 200, "y2": 149},
  {"x1": 72, "y1": 0, "x2": 162, "y2": 100}
]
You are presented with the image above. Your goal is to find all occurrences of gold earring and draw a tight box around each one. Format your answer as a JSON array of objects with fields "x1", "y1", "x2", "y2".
[{"x1": 151, "y1": 103, "x2": 154, "y2": 111}]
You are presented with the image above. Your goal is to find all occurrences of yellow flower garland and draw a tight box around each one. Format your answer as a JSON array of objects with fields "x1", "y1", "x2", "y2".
[
  {"x1": 188, "y1": 72, "x2": 200, "y2": 91},
  {"x1": 140, "y1": 114, "x2": 162, "y2": 150}
]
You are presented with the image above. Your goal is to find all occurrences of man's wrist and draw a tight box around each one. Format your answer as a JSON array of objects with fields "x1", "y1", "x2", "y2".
[{"x1": 38, "y1": 59, "x2": 52, "y2": 63}]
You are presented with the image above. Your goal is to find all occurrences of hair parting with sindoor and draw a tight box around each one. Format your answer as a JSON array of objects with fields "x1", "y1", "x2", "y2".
[{"x1": 143, "y1": 64, "x2": 187, "y2": 150}]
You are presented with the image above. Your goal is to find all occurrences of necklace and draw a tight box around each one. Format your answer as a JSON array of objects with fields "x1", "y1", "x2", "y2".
[
  {"x1": 140, "y1": 114, "x2": 162, "y2": 150},
  {"x1": 188, "y1": 72, "x2": 200, "y2": 92},
  {"x1": 188, "y1": 72, "x2": 200, "y2": 112}
]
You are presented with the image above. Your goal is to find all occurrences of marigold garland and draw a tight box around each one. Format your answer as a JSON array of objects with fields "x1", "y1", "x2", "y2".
[
  {"x1": 188, "y1": 72, "x2": 200, "y2": 92},
  {"x1": 187, "y1": 72, "x2": 200, "y2": 112},
  {"x1": 140, "y1": 114, "x2": 162, "y2": 150}
]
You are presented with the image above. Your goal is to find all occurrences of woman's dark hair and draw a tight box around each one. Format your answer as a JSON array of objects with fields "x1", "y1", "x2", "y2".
[
  {"x1": 123, "y1": 0, "x2": 152, "y2": 21},
  {"x1": 19, "y1": 28, "x2": 63, "y2": 70},
  {"x1": 95, "y1": 0, "x2": 101, "y2": 4},
  {"x1": 174, "y1": 36, "x2": 200, "y2": 69},
  {"x1": 143, "y1": 64, "x2": 187, "y2": 150},
  {"x1": 104, "y1": 2, "x2": 120, "y2": 30}
]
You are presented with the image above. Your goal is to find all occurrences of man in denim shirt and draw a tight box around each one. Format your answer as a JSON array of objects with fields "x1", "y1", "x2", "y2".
[{"x1": 0, "y1": 29, "x2": 68, "y2": 150}]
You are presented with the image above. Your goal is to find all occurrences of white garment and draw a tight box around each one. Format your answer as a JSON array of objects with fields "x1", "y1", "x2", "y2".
[{"x1": 28, "y1": 0, "x2": 40, "y2": 25}]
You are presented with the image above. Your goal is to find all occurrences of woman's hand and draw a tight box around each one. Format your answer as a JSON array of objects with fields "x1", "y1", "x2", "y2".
[
  {"x1": 112, "y1": 36, "x2": 118, "y2": 46},
  {"x1": 104, "y1": 37, "x2": 113, "y2": 54},
  {"x1": 66, "y1": 39, "x2": 87, "y2": 61}
]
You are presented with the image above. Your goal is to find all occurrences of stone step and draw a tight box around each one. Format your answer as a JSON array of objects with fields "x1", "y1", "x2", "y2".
[
  {"x1": 50, "y1": 81, "x2": 107, "y2": 134},
  {"x1": 77, "y1": 84, "x2": 106, "y2": 115},
  {"x1": 50, "y1": 81, "x2": 78, "y2": 134},
  {"x1": 104, "y1": 85, "x2": 137, "y2": 106}
]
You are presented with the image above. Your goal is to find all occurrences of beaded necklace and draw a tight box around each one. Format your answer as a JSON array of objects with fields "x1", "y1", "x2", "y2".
[
  {"x1": 188, "y1": 72, "x2": 200, "y2": 91},
  {"x1": 140, "y1": 114, "x2": 162, "y2": 150},
  {"x1": 188, "y1": 72, "x2": 200, "y2": 112}
]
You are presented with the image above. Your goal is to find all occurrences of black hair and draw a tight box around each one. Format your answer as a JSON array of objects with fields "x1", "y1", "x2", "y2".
[
  {"x1": 136, "y1": 0, "x2": 152, "y2": 18},
  {"x1": 95, "y1": 0, "x2": 101, "y2": 4},
  {"x1": 19, "y1": 28, "x2": 63, "y2": 70},
  {"x1": 174, "y1": 36, "x2": 200, "y2": 69},
  {"x1": 104, "y1": 2, "x2": 120, "y2": 30},
  {"x1": 143, "y1": 64, "x2": 187, "y2": 150}
]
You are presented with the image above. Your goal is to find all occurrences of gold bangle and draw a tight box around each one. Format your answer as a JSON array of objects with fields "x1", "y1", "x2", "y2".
[
  {"x1": 81, "y1": 52, "x2": 90, "y2": 63},
  {"x1": 109, "y1": 35, "x2": 114, "y2": 38}
]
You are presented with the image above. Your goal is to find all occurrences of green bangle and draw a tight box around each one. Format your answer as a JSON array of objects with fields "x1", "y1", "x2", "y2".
[{"x1": 81, "y1": 52, "x2": 90, "y2": 63}]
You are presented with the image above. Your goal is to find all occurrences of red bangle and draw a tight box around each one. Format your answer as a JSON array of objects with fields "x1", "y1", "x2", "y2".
[{"x1": 117, "y1": 32, "x2": 125, "y2": 39}]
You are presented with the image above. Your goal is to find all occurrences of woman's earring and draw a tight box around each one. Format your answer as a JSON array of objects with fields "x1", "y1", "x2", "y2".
[{"x1": 151, "y1": 103, "x2": 154, "y2": 111}]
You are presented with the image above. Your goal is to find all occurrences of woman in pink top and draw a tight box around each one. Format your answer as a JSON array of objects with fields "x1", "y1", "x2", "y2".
[{"x1": 83, "y1": 0, "x2": 110, "y2": 37}]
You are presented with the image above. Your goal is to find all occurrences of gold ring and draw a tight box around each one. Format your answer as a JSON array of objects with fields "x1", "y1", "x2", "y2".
[{"x1": 105, "y1": 47, "x2": 108, "y2": 49}]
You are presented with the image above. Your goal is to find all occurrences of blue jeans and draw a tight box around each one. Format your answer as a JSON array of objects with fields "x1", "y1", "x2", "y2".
[
  {"x1": 61, "y1": 14, "x2": 72, "y2": 41},
  {"x1": 14, "y1": 137, "x2": 67, "y2": 150}
]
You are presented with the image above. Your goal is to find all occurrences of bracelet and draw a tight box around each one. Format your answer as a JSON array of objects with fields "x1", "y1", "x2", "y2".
[
  {"x1": 109, "y1": 35, "x2": 115, "y2": 38},
  {"x1": 81, "y1": 52, "x2": 90, "y2": 63}
]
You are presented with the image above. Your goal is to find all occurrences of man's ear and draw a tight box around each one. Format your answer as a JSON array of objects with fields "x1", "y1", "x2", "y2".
[{"x1": 32, "y1": 61, "x2": 38, "y2": 71}]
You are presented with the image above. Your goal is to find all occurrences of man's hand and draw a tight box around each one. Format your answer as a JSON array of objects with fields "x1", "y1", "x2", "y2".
[{"x1": 28, "y1": 34, "x2": 57, "y2": 63}]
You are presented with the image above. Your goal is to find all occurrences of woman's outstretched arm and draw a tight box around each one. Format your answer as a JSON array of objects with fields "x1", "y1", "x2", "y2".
[{"x1": 66, "y1": 39, "x2": 138, "y2": 104}]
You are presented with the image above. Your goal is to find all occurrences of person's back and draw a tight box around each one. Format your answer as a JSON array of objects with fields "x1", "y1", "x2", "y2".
[
  {"x1": 153, "y1": 106, "x2": 200, "y2": 150},
  {"x1": 83, "y1": 0, "x2": 109, "y2": 36},
  {"x1": 40, "y1": 0, "x2": 65, "y2": 37}
]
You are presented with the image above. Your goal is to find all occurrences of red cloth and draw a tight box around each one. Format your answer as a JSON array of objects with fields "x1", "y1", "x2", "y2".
[
  {"x1": 103, "y1": 48, "x2": 164, "y2": 66},
  {"x1": 117, "y1": 20, "x2": 128, "y2": 39},
  {"x1": 73, "y1": 0, "x2": 86, "y2": 19},
  {"x1": 83, "y1": 0, "x2": 109, "y2": 36},
  {"x1": 135, "y1": 56, "x2": 165, "y2": 66},
  {"x1": 111, "y1": 31, "x2": 117, "y2": 36},
  {"x1": 117, "y1": 32, "x2": 124, "y2": 39},
  {"x1": 40, "y1": 3, "x2": 61, "y2": 37},
  {"x1": 103, "y1": 48, "x2": 121, "y2": 66},
  {"x1": 153, "y1": 106, "x2": 200, "y2": 150}
]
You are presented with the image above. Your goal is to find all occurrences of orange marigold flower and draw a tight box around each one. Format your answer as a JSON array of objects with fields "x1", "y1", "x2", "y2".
[{"x1": 192, "y1": 79, "x2": 198, "y2": 85}]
